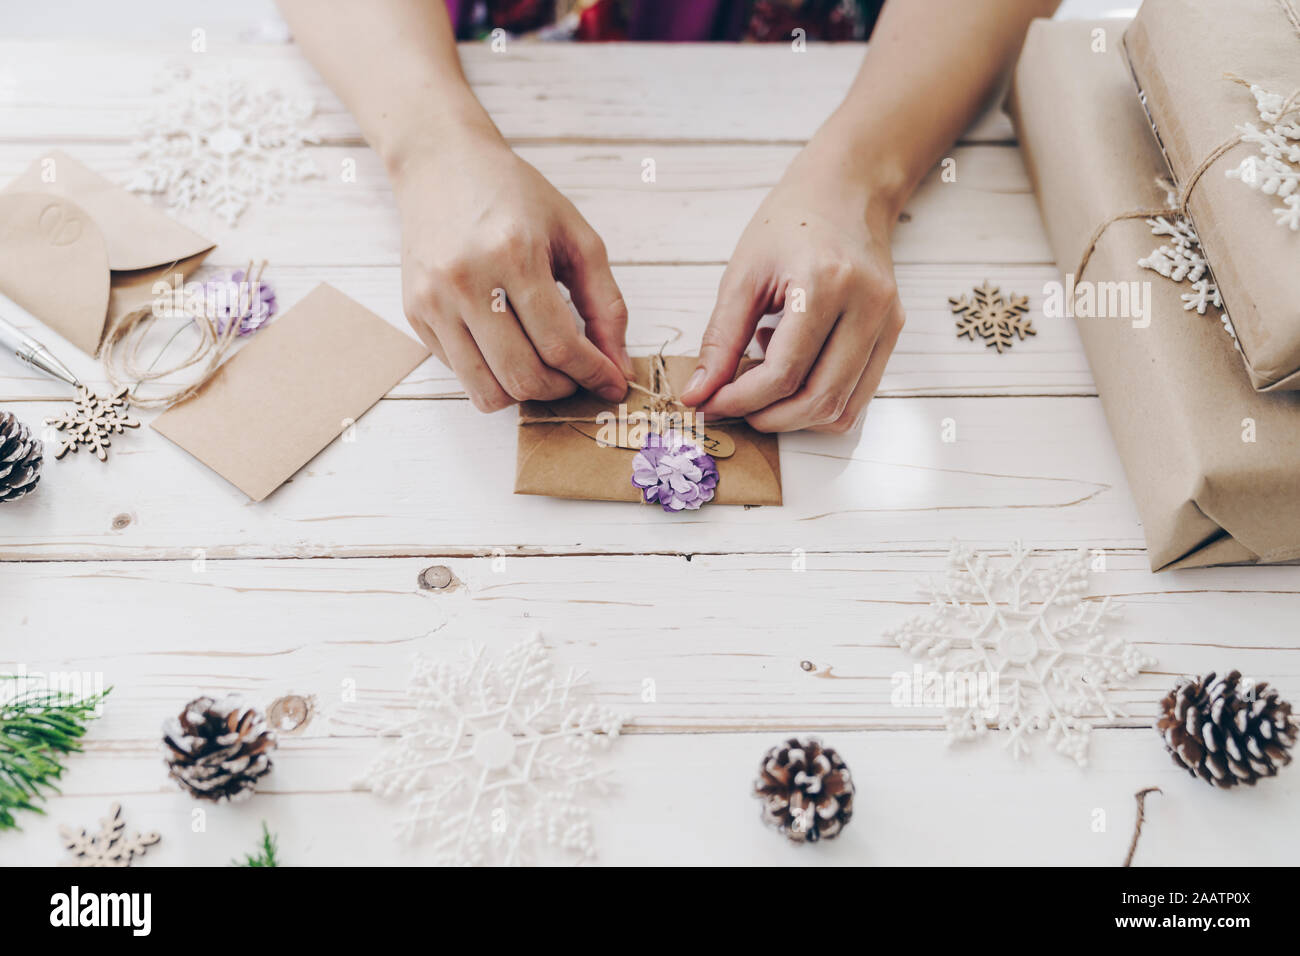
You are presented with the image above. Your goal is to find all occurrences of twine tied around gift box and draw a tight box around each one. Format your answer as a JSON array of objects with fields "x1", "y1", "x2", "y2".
[
  {"x1": 101, "y1": 260, "x2": 266, "y2": 409},
  {"x1": 1074, "y1": 0, "x2": 1300, "y2": 281}
]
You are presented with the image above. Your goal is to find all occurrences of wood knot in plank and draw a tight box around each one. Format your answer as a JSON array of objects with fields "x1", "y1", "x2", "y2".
[
  {"x1": 418, "y1": 565, "x2": 459, "y2": 591},
  {"x1": 267, "y1": 694, "x2": 314, "y2": 735}
]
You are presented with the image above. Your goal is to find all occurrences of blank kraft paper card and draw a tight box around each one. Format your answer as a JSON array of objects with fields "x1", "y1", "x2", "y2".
[{"x1": 153, "y1": 283, "x2": 429, "y2": 501}]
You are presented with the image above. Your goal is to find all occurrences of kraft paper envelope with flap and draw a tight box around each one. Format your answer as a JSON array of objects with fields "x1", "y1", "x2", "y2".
[
  {"x1": 0, "y1": 151, "x2": 215, "y2": 356},
  {"x1": 515, "y1": 354, "x2": 782, "y2": 507}
]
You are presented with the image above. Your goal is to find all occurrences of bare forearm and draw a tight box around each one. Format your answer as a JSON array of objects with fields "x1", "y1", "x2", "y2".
[
  {"x1": 278, "y1": 0, "x2": 632, "y2": 409},
  {"x1": 807, "y1": 0, "x2": 1060, "y2": 220},
  {"x1": 276, "y1": 0, "x2": 500, "y2": 177}
]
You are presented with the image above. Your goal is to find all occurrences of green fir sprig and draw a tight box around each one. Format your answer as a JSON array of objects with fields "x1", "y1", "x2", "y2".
[
  {"x1": 0, "y1": 677, "x2": 109, "y2": 831},
  {"x1": 233, "y1": 821, "x2": 280, "y2": 867}
]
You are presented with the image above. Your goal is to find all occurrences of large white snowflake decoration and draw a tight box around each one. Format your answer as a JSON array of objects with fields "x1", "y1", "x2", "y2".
[
  {"x1": 1225, "y1": 83, "x2": 1300, "y2": 232},
  {"x1": 359, "y1": 634, "x2": 627, "y2": 866},
  {"x1": 885, "y1": 542, "x2": 1155, "y2": 766},
  {"x1": 128, "y1": 66, "x2": 319, "y2": 225}
]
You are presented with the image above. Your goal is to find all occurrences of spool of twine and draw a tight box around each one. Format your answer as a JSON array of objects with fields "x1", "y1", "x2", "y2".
[{"x1": 101, "y1": 260, "x2": 266, "y2": 409}]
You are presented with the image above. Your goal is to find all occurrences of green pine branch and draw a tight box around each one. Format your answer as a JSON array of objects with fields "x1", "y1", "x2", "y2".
[
  {"x1": 234, "y1": 821, "x2": 280, "y2": 867},
  {"x1": 0, "y1": 677, "x2": 109, "y2": 831}
]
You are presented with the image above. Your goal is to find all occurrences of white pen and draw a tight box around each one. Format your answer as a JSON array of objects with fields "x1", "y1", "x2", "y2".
[{"x1": 0, "y1": 311, "x2": 82, "y2": 389}]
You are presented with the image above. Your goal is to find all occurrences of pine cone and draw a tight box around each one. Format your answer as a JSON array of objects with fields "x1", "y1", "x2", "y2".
[
  {"x1": 1158, "y1": 671, "x2": 1296, "y2": 789},
  {"x1": 0, "y1": 410, "x2": 43, "y2": 502},
  {"x1": 162, "y1": 696, "x2": 276, "y2": 802},
  {"x1": 753, "y1": 737, "x2": 854, "y2": 843}
]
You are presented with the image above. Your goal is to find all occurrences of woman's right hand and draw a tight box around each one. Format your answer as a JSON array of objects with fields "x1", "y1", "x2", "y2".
[{"x1": 391, "y1": 127, "x2": 633, "y2": 412}]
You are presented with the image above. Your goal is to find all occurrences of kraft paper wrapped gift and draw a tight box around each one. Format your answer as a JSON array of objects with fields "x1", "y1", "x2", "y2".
[
  {"x1": 1125, "y1": 0, "x2": 1300, "y2": 391},
  {"x1": 1009, "y1": 19, "x2": 1300, "y2": 571},
  {"x1": 515, "y1": 354, "x2": 782, "y2": 507}
]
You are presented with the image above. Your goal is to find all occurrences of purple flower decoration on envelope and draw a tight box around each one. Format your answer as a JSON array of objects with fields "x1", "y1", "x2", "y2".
[
  {"x1": 631, "y1": 430, "x2": 719, "y2": 512},
  {"x1": 202, "y1": 269, "x2": 277, "y2": 336}
]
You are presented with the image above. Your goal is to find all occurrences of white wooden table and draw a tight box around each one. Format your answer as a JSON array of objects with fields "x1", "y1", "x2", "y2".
[{"x1": 2, "y1": 29, "x2": 1297, "y2": 867}]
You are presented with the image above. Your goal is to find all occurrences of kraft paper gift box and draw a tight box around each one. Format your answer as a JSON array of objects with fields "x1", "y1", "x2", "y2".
[
  {"x1": 1008, "y1": 19, "x2": 1300, "y2": 571},
  {"x1": 515, "y1": 354, "x2": 782, "y2": 507},
  {"x1": 1125, "y1": 0, "x2": 1300, "y2": 391},
  {"x1": 0, "y1": 151, "x2": 215, "y2": 356}
]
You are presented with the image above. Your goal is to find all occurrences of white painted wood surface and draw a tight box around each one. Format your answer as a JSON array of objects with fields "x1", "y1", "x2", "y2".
[{"x1": 1, "y1": 32, "x2": 1297, "y2": 867}]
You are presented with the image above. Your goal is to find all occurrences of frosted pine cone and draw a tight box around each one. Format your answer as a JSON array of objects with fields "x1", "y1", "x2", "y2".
[
  {"x1": 0, "y1": 410, "x2": 43, "y2": 502},
  {"x1": 754, "y1": 737, "x2": 854, "y2": 843},
  {"x1": 1158, "y1": 671, "x2": 1295, "y2": 789},
  {"x1": 163, "y1": 696, "x2": 276, "y2": 802}
]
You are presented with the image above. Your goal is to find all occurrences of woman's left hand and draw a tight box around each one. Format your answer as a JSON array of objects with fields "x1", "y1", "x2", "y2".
[{"x1": 679, "y1": 143, "x2": 906, "y2": 433}]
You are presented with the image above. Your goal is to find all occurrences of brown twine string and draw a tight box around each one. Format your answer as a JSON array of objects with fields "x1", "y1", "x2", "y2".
[
  {"x1": 522, "y1": 351, "x2": 744, "y2": 427},
  {"x1": 1075, "y1": 2, "x2": 1300, "y2": 280},
  {"x1": 1122, "y1": 786, "x2": 1162, "y2": 867},
  {"x1": 102, "y1": 260, "x2": 265, "y2": 409},
  {"x1": 1281, "y1": 0, "x2": 1300, "y2": 34}
]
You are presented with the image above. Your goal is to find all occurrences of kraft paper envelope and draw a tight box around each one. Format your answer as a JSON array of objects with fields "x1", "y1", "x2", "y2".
[
  {"x1": 0, "y1": 191, "x2": 111, "y2": 354},
  {"x1": 153, "y1": 283, "x2": 430, "y2": 502},
  {"x1": 0, "y1": 151, "x2": 215, "y2": 355},
  {"x1": 515, "y1": 354, "x2": 782, "y2": 507},
  {"x1": 1125, "y1": 0, "x2": 1300, "y2": 391},
  {"x1": 1009, "y1": 19, "x2": 1300, "y2": 571}
]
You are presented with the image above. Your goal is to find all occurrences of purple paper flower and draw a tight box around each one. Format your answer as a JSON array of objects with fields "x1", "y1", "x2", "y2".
[
  {"x1": 202, "y1": 269, "x2": 277, "y2": 336},
  {"x1": 631, "y1": 430, "x2": 719, "y2": 512}
]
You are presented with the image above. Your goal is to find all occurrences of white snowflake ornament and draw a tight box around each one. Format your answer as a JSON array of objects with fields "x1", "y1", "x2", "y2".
[
  {"x1": 1136, "y1": 182, "x2": 1241, "y2": 351},
  {"x1": 1225, "y1": 84, "x2": 1300, "y2": 231},
  {"x1": 359, "y1": 634, "x2": 627, "y2": 866},
  {"x1": 885, "y1": 542, "x2": 1155, "y2": 766},
  {"x1": 129, "y1": 67, "x2": 319, "y2": 226}
]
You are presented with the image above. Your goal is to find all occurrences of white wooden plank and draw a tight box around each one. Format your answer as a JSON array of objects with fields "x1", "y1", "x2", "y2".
[
  {"x1": 0, "y1": 41, "x2": 1014, "y2": 146},
  {"x1": 0, "y1": 395, "x2": 1141, "y2": 560},
  {"x1": 3, "y1": 553, "x2": 1297, "y2": 735},
  {"x1": 0, "y1": 263, "x2": 1089, "y2": 402},
  {"x1": 0, "y1": 142, "x2": 1051, "y2": 267},
  {"x1": 0, "y1": 730, "x2": 1293, "y2": 866}
]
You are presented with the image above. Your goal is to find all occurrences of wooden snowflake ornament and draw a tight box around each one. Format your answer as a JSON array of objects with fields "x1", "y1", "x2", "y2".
[
  {"x1": 60, "y1": 803, "x2": 160, "y2": 867},
  {"x1": 949, "y1": 281, "x2": 1035, "y2": 353},
  {"x1": 44, "y1": 386, "x2": 140, "y2": 462}
]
